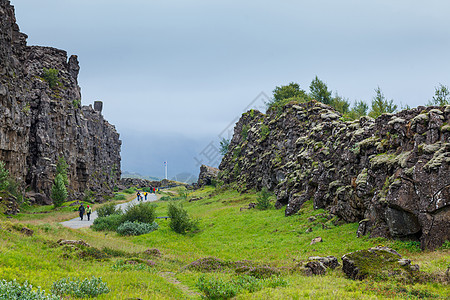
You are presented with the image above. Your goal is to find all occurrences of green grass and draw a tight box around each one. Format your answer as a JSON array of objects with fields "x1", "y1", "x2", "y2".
[{"x1": 0, "y1": 186, "x2": 448, "y2": 299}]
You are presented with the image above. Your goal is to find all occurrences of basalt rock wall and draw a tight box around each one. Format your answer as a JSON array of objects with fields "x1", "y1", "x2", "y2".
[
  {"x1": 219, "y1": 101, "x2": 450, "y2": 250},
  {"x1": 0, "y1": 0, "x2": 121, "y2": 204}
]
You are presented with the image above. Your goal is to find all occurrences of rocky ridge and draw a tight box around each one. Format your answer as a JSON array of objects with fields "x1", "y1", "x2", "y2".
[
  {"x1": 219, "y1": 101, "x2": 449, "y2": 250},
  {"x1": 0, "y1": 0, "x2": 121, "y2": 206}
]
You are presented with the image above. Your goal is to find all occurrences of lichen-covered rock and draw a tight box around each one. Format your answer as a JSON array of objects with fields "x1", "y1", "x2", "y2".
[
  {"x1": 308, "y1": 256, "x2": 339, "y2": 269},
  {"x1": 0, "y1": 1, "x2": 121, "y2": 203},
  {"x1": 197, "y1": 165, "x2": 219, "y2": 187},
  {"x1": 219, "y1": 101, "x2": 450, "y2": 249}
]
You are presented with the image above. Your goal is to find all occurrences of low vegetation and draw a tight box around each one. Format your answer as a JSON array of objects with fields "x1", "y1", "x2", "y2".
[{"x1": 0, "y1": 185, "x2": 448, "y2": 299}]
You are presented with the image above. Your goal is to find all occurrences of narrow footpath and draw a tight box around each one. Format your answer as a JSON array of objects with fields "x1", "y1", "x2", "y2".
[{"x1": 60, "y1": 193, "x2": 158, "y2": 229}]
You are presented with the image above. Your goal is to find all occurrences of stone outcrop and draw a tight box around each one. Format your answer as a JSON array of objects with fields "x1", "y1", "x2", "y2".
[
  {"x1": 219, "y1": 101, "x2": 450, "y2": 250},
  {"x1": 0, "y1": 0, "x2": 121, "y2": 204},
  {"x1": 197, "y1": 164, "x2": 219, "y2": 187}
]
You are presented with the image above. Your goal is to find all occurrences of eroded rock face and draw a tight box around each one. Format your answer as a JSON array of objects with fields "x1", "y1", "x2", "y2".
[
  {"x1": 219, "y1": 101, "x2": 450, "y2": 249},
  {"x1": 197, "y1": 164, "x2": 219, "y2": 187},
  {"x1": 0, "y1": 1, "x2": 121, "y2": 203}
]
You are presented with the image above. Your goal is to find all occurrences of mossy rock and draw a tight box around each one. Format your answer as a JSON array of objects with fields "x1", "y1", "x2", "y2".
[
  {"x1": 341, "y1": 247, "x2": 422, "y2": 283},
  {"x1": 182, "y1": 257, "x2": 231, "y2": 272}
]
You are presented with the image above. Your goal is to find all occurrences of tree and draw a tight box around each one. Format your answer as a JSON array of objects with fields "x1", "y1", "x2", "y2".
[
  {"x1": 42, "y1": 68, "x2": 59, "y2": 89},
  {"x1": 330, "y1": 93, "x2": 351, "y2": 115},
  {"x1": 428, "y1": 83, "x2": 449, "y2": 106},
  {"x1": 56, "y1": 156, "x2": 69, "y2": 186},
  {"x1": 51, "y1": 174, "x2": 68, "y2": 207},
  {"x1": 368, "y1": 87, "x2": 397, "y2": 118},
  {"x1": 0, "y1": 161, "x2": 9, "y2": 191},
  {"x1": 219, "y1": 138, "x2": 230, "y2": 155},
  {"x1": 267, "y1": 82, "x2": 309, "y2": 109},
  {"x1": 309, "y1": 76, "x2": 332, "y2": 105}
]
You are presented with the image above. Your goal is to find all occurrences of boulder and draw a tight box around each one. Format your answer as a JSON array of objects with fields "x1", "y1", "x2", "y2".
[
  {"x1": 308, "y1": 256, "x2": 339, "y2": 269},
  {"x1": 197, "y1": 165, "x2": 219, "y2": 187},
  {"x1": 341, "y1": 247, "x2": 421, "y2": 282}
]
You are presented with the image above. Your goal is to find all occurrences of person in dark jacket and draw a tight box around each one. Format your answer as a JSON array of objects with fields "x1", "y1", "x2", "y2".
[{"x1": 79, "y1": 203, "x2": 85, "y2": 220}]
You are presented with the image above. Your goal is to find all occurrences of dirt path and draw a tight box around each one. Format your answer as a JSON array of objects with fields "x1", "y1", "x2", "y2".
[{"x1": 60, "y1": 194, "x2": 157, "y2": 229}]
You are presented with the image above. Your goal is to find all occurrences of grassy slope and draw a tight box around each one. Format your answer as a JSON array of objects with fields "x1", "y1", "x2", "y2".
[{"x1": 0, "y1": 186, "x2": 448, "y2": 299}]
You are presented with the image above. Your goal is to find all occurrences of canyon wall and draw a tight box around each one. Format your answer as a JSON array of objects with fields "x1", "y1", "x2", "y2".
[
  {"x1": 0, "y1": 0, "x2": 121, "y2": 205},
  {"x1": 219, "y1": 101, "x2": 449, "y2": 250}
]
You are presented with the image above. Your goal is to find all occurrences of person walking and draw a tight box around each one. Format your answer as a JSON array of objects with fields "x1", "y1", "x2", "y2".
[
  {"x1": 137, "y1": 191, "x2": 141, "y2": 202},
  {"x1": 78, "y1": 203, "x2": 85, "y2": 221},
  {"x1": 86, "y1": 205, "x2": 92, "y2": 221},
  {"x1": 144, "y1": 192, "x2": 148, "y2": 201}
]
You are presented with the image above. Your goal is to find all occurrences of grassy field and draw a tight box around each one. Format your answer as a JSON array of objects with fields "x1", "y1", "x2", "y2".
[{"x1": 0, "y1": 186, "x2": 448, "y2": 299}]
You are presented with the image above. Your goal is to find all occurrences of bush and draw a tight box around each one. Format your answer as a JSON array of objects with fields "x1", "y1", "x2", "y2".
[
  {"x1": 256, "y1": 188, "x2": 272, "y2": 210},
  {"x1": 116, "y1": 221, "x2": 159, "y2": 236},
  {"x1": 42, "y1": 68, "x2": 59, "y2": 89},
  {"x1": 113, "y1": 193, "x2": 126, "y2": 200},
  {"x1": 123, "y1": 202, "x2": 156, "y2": 224},
  {"x1": 123, "y1": 187, "x2": 135, "y2": 194},
  {"x1": 0, "y1": 279, "x2": 59, "y2": 300},
  {"x1": 91, "y1": 214, "x2": 124, "y2": 231},
  {"x1": 51, "y1": 276, "x2": 109, "y2": 298},
  {"x1": 0, "y1": 160, "x2": 9, "y2": 191},
  {"x1": 167, "y1": 202, "x2": 198, "y2": 234},
  {"x1": 97, "y1": 202, "x2": 122, "y2": 218},
  {"x1": 196, "y1": 276, "x2": 238, "y2": 300}
]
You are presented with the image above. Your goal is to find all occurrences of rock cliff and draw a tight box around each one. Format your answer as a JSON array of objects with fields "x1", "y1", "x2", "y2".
[
  {"x1": 219, "y1": 101, "x2": 450, "y2": 250},
  {"x1": 0, "y1": 0, "x2": 121, "y2": 204}
]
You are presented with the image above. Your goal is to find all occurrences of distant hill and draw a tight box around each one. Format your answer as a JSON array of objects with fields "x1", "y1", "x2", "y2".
[{"x1": 121, "y1": 171, "x2": 161, "y2": 181}]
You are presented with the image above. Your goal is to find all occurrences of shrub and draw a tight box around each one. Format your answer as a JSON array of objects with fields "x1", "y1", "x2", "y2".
[
  {"x1": 123, "y1": 202, "x2": 156, "y2": 224},
  {"x1": 256, "y1": 188, "x2": 272, "y2": 210},
  {"x1": 196, "y1": 276, "x2": 238, "y2": 300},
  {"x1": 91, "y1": 214, "x2": 124, "y2": 231},
  {"x1": 113, "y1": 193, "x2": 126, "y2": 200},
  {"x1": 51, "y1": 174, "x2": 67, "y2": 208},
  {"x1": 97, "y1": 202, "x2": 123, "y2": 217},
  {"x1": 0, "y1": 160, "x2": 9, "y2": 191},
  {"x1": 167, "y1": 202, "x2": 198, "y2": 234},
  {"x1": 51, "y1": 276, "x2": 109, "y2": 298},
  {"x1": 116, "y1": 221, "x2": 159, "y2": 236},
  {"x1": 0, "y1": 279, "x2": 59, "y2": 300},
  {"x1": 123, "y1": 187, "x2": 135, "y2": 194},
  {"x1": 42, "y1": 68, "x2": 59, "y2": 89},
  {"x1": 391, "y1": 240, "x2": 422, "y2": 253}
]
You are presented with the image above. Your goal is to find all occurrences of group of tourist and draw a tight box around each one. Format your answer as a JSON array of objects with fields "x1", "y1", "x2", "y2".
[{"x1": 78, "y1": 203, "x2": 92, "y2": 221}]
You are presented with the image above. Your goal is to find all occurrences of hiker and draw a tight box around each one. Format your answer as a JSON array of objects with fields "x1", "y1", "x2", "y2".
[
  {"x1": 86, "y1": 205, "x2": 92, "y2": 221},
  {"x1": 153, "y1": 187, "x2": 156, "y2": 193},
  {"x1": 78, "y1": 203, "x2": 85, "y2": 221},
  {"x1": 144, "y1": 192, "x2": 148, "y2": 201},
  {"x1": 137, "y1": 191, "x2": 141, "y2": 201}
]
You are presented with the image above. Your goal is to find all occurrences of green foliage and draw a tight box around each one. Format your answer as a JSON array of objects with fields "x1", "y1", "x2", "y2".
[
  {"x1": 122, "y1": 202, "x2": 156, "y2": 224},
  {"x1": 348, "y1": 100, "x2": 369, "y2": 119},
  {"x1": 142, "y1": 187, "x2": 152, "y2": 192},
  {"x1": 391, "y1": 240, "x2": 422, "y2": 253},
  {"x1": 309, "y1": 76, "x2": 332, "y2": 105},
  {"x1": 71, "y1": 99, "x2": 81, "y2": 109},
  {"x1": 267, "y1": 82, "x2": 309, "y2": 110},
  {"x1": 369, "y1": 87, "x2": 397, "y2": 118},
  {"x1": 428, "y1": 83, "x2": 449, "y2": 106},
  {"x1": 241, "y1": 124, "x2": 250, "y2": 141},
  {"x1": 113, "y1": 193, "x2": 126, "y2": 200},
  {"x1": 96, "y1": 202, "x2": 123, "y2": 218},
  {"x1": 55, "y1": 156, "x2": 68, "y2": 186},
  {"x1": 256, "y1": 187, "x2": 273, "y2": 210},
  {"x1": 51, "y1": 174, "x2": 67, "y2": 208},
  {"x1": 0, "y1": 160, "x2": 10, "y2": 191},
  {"x1": 219, "y1": 138, "x2": 230, "y2": 155},
  {"x1": 42, "y1": 68, "x2": 59, "y2": 89},
  {"x1": 196, "y1": 275, "x2": 288, "y2": 299},
  {"x1": 260, "y1": 124, "x2": 270, "y2": 141},
  {"x1": 167, "y1": 202, "x2": 198, "y2": 234},
  {"x1": 116, "y1": 221, "x2": 159, "y2": 236},
  {"x1": 0, "y1": 279, "x2": 59, "y2": 300},
  {"x1": 51, "y1": 276, "x2": 110, "y2": 298},
  {"x1": 91, "y1": 214, "x2": 124, "y2": 231},
  {"x1": 438, "y1": 240, "x2": 450, "y2": 250},
  {"x1": 330, "y1": 93, "x2": 351, "y2": 115},
  {"x1": 122, "y1": 187, "x2": 135, "y2": 194}
]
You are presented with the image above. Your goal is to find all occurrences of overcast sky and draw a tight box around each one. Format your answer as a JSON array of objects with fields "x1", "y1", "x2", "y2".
[{"x1": 12, "y1": 0, "x2": 450, "y2": 180}]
